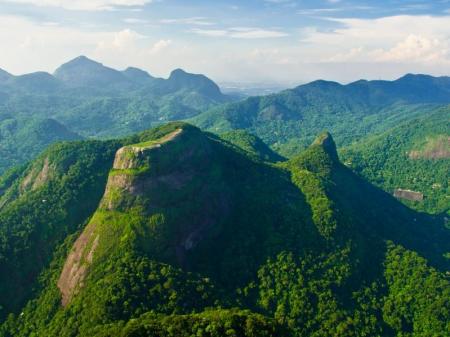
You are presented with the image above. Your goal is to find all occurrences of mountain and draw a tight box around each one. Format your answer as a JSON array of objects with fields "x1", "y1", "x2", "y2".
[
  {"x1": 54, "y1": 55, "x2": 133, "y2": 89},
  {"x1": 0, "y1": 122, "x2": 448, "y2": 336},
  {"x1": 341, "y1": 105, "x2": 450, "y2": 215},
  {"x1": 0, "y1": 117, "x2": 82, "y2": 174},
  {"x1": 0, "y1": 57, "x2": 232, "y2": 174},
  {"x1": 6, "y1": 72, "x2": 62, "y2": 93},
  {"x1": 122, "y1": 67, "x2": 154, "y2": 84},
  {"x1": 164, "y1": 68, "x2": 224, "y2": 99},
  {"x1": 190, "y1": 74, "x2": 450, "y2": 156}
]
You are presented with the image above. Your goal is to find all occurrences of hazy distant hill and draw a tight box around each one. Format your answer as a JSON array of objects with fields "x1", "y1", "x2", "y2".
[
  {"x1": 0, "y1": 56, "x2": 232, "y2": 174},
  {"x1": 0, "y1": 123, "x2": 448, "y2": 336}
]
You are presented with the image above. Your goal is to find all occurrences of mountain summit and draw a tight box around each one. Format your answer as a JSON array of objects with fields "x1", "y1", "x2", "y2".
[
  {"x1": 165, "y1": 68, "x2": 225, "y2": 99},
  {"x1": 54, "y1": 55, "x2": 130, "y2": 88}
]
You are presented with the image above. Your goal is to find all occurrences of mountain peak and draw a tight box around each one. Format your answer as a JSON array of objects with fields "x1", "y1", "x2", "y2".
[
  {"x1": 313, "y1": 131, "x2": 338, "y2": 160},
  {"x1": 64, "y1": 55, "x2": 100, "y2": 67},
  {"x1": 166, "y1": 68, "x2": 224, "y2": 99},
  {"x1": 54, "y1": 56, "x2": 128, "y2": 88}
]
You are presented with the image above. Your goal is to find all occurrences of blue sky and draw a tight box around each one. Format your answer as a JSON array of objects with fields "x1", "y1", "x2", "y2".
[{"x1": 0, "y1": 0, "x2": 449, "y2": 85}]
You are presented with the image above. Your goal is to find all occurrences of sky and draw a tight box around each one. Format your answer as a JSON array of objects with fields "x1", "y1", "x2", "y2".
[{"x1": 0, "y1": 0, "x2": 450, "y2": 86}]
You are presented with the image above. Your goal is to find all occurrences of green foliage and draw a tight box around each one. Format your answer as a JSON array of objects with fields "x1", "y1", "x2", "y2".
[
  {"x1": 219, "y1": 130, "x2": 285, "y2": 162},
  {"x1": 383, "y1": 242, "x2": 450, "y2": 336},
  {"x1": 0, "y1": 140, "x2": 119, "y2": 318},
  {"x1": 0, "y1": 117, "x2": 81, "y2": 174},
  {"x1": 0, "y1": 123, "x2": 449, "y2": 337},
  {"x1": 190, "y1": 75, "x2": 450, "y2": 157},
  {"x1": 341, "y1": 106, "x2": 450, "y2": 214},
  {"x1": 95, "y1": 309, "x2": 288, "y2": 337}
]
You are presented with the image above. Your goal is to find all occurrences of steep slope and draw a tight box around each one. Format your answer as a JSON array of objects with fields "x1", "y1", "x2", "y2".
[
  {"x1": 190, "y1": 74, "x2": 450, "y2": 156},
  {"x1": 0, "y1": 123, "x2": 448, "y2": 337},
  {"x1": 0, "y1": 139, "x2": 120, "y2": 318},
  {"x1": 341, "y1": 105, "x2": 450, "y2": 214},
  {"x1": 0, "y1": 117, "x2": 82, "y2": 174},
  {"x1": 219, "y1": 129, "x2": 285, "y2": 162}
]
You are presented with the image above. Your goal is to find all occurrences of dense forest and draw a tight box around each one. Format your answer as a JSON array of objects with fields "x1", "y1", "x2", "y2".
[
  {"x1": 0, "y1": 123, "x2": 448, "y2": 336},
  {"x1": 191, "y1": 75, "x2": 450, "y2": 157},
  {"x1": 341, "y1": 106, "x2": 449, "y2": 215}
]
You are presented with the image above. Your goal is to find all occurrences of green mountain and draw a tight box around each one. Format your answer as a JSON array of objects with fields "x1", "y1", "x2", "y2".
[
  {"x1": 0, "y1": 57, "x2": 232, "y2": 174},
  {"x1": 6, "y1": 72, "x2": 62, "y2": 94},
  {"x1": 54, "y1": 56, "x2": 135, "y2": 90},
  {"x1": 0, "y1": 117, "x2": 82, "y2": 174},
  {"x1": 122, "y1": 67, "x2": 155, "y2": 84},
  {"x1": 190, "y1": 74, "x2": 450, "y2": 156},
  {"x1": 0, "y1": 123, "x2": 448, "y2": 336},
  {"x1": 341, "y1": 105, "x2": 450, "y2": 215}
]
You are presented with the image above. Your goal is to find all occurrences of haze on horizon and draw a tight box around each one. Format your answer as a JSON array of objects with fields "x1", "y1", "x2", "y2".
[{"x1": 0, "y1": 0, "x2": 450, "y2": 86}]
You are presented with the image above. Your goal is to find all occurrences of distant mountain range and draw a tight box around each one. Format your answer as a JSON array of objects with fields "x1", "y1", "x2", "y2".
[
  {"x1": 190, "y1": 73, "x2": 450, "y2": 156},
  {"x1": 0, "y1": 56, "x2": 232, "y2": 174}
]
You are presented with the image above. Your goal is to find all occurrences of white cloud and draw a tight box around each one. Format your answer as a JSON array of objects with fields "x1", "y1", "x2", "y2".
[
  {"x1": 149, "y1": 39, "x2": 172, "y2": 54},
  {"x1": 190, "y1": 29, "x2": 228, "y2": 37},
  {"x1": 6, "y1": 0, "x2": 153, "y2": 11},
  {"x1": 307, "y1": 16, "x2": 450, "y2": 65},
  {"x1": 95, "y1": 28, "x2": 145, "y2": 52},
  {"x1": 123, "y1": 18, "x2": 149, "y2": 24},
  {"x1": 160, "y1": 17, "x2": 214, "y2": 26},
  {"x1": 191, "y1": 27, "x2": 288, "y2": 39},
  {"x1": 372, "y1": 34, "x2": 449, "y2": 63},
  {"x1": 229, "y1": 27, "x2": 289, "y2": 39}
]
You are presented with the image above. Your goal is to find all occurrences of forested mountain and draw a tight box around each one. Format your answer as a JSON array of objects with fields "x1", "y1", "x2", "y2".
[
  {"x1": 190, "y1": 74, "x2": 450, "y2": 156},
  {"x1": 0, "y1": 117, "x2": 82, "y2": 173},
  {"x1": 341, "y1": 105, "x2": 450, "y2": 215},
  {"x1": 0, "y1": 123, "x2": 448, "y2": 336},
  {"x1": 0, "y1": 56, "x2": 231, "y2": 174}
]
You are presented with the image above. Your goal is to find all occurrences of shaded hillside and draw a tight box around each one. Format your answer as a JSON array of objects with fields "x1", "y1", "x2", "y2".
[
  {"x1": 190, "y1": 74, "x2": 450, "y2": 156},
  {"x1": 341, "y1": 105, "x2": 450, "y2": 214},
  {"x1": 0, "y1": 123, "x2": 448, "y2": 337},
  {"x1": 0, "y1": 117, "x2": 82, "y2": 174}
]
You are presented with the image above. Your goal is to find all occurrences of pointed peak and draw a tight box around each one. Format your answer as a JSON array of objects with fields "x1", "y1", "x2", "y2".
[
  {"x1": 66, "y1": 55, "x2": 100, "y2": 66},
  {"x1": 313, "y1": 131, "x2": 338, "y2": 160}
]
